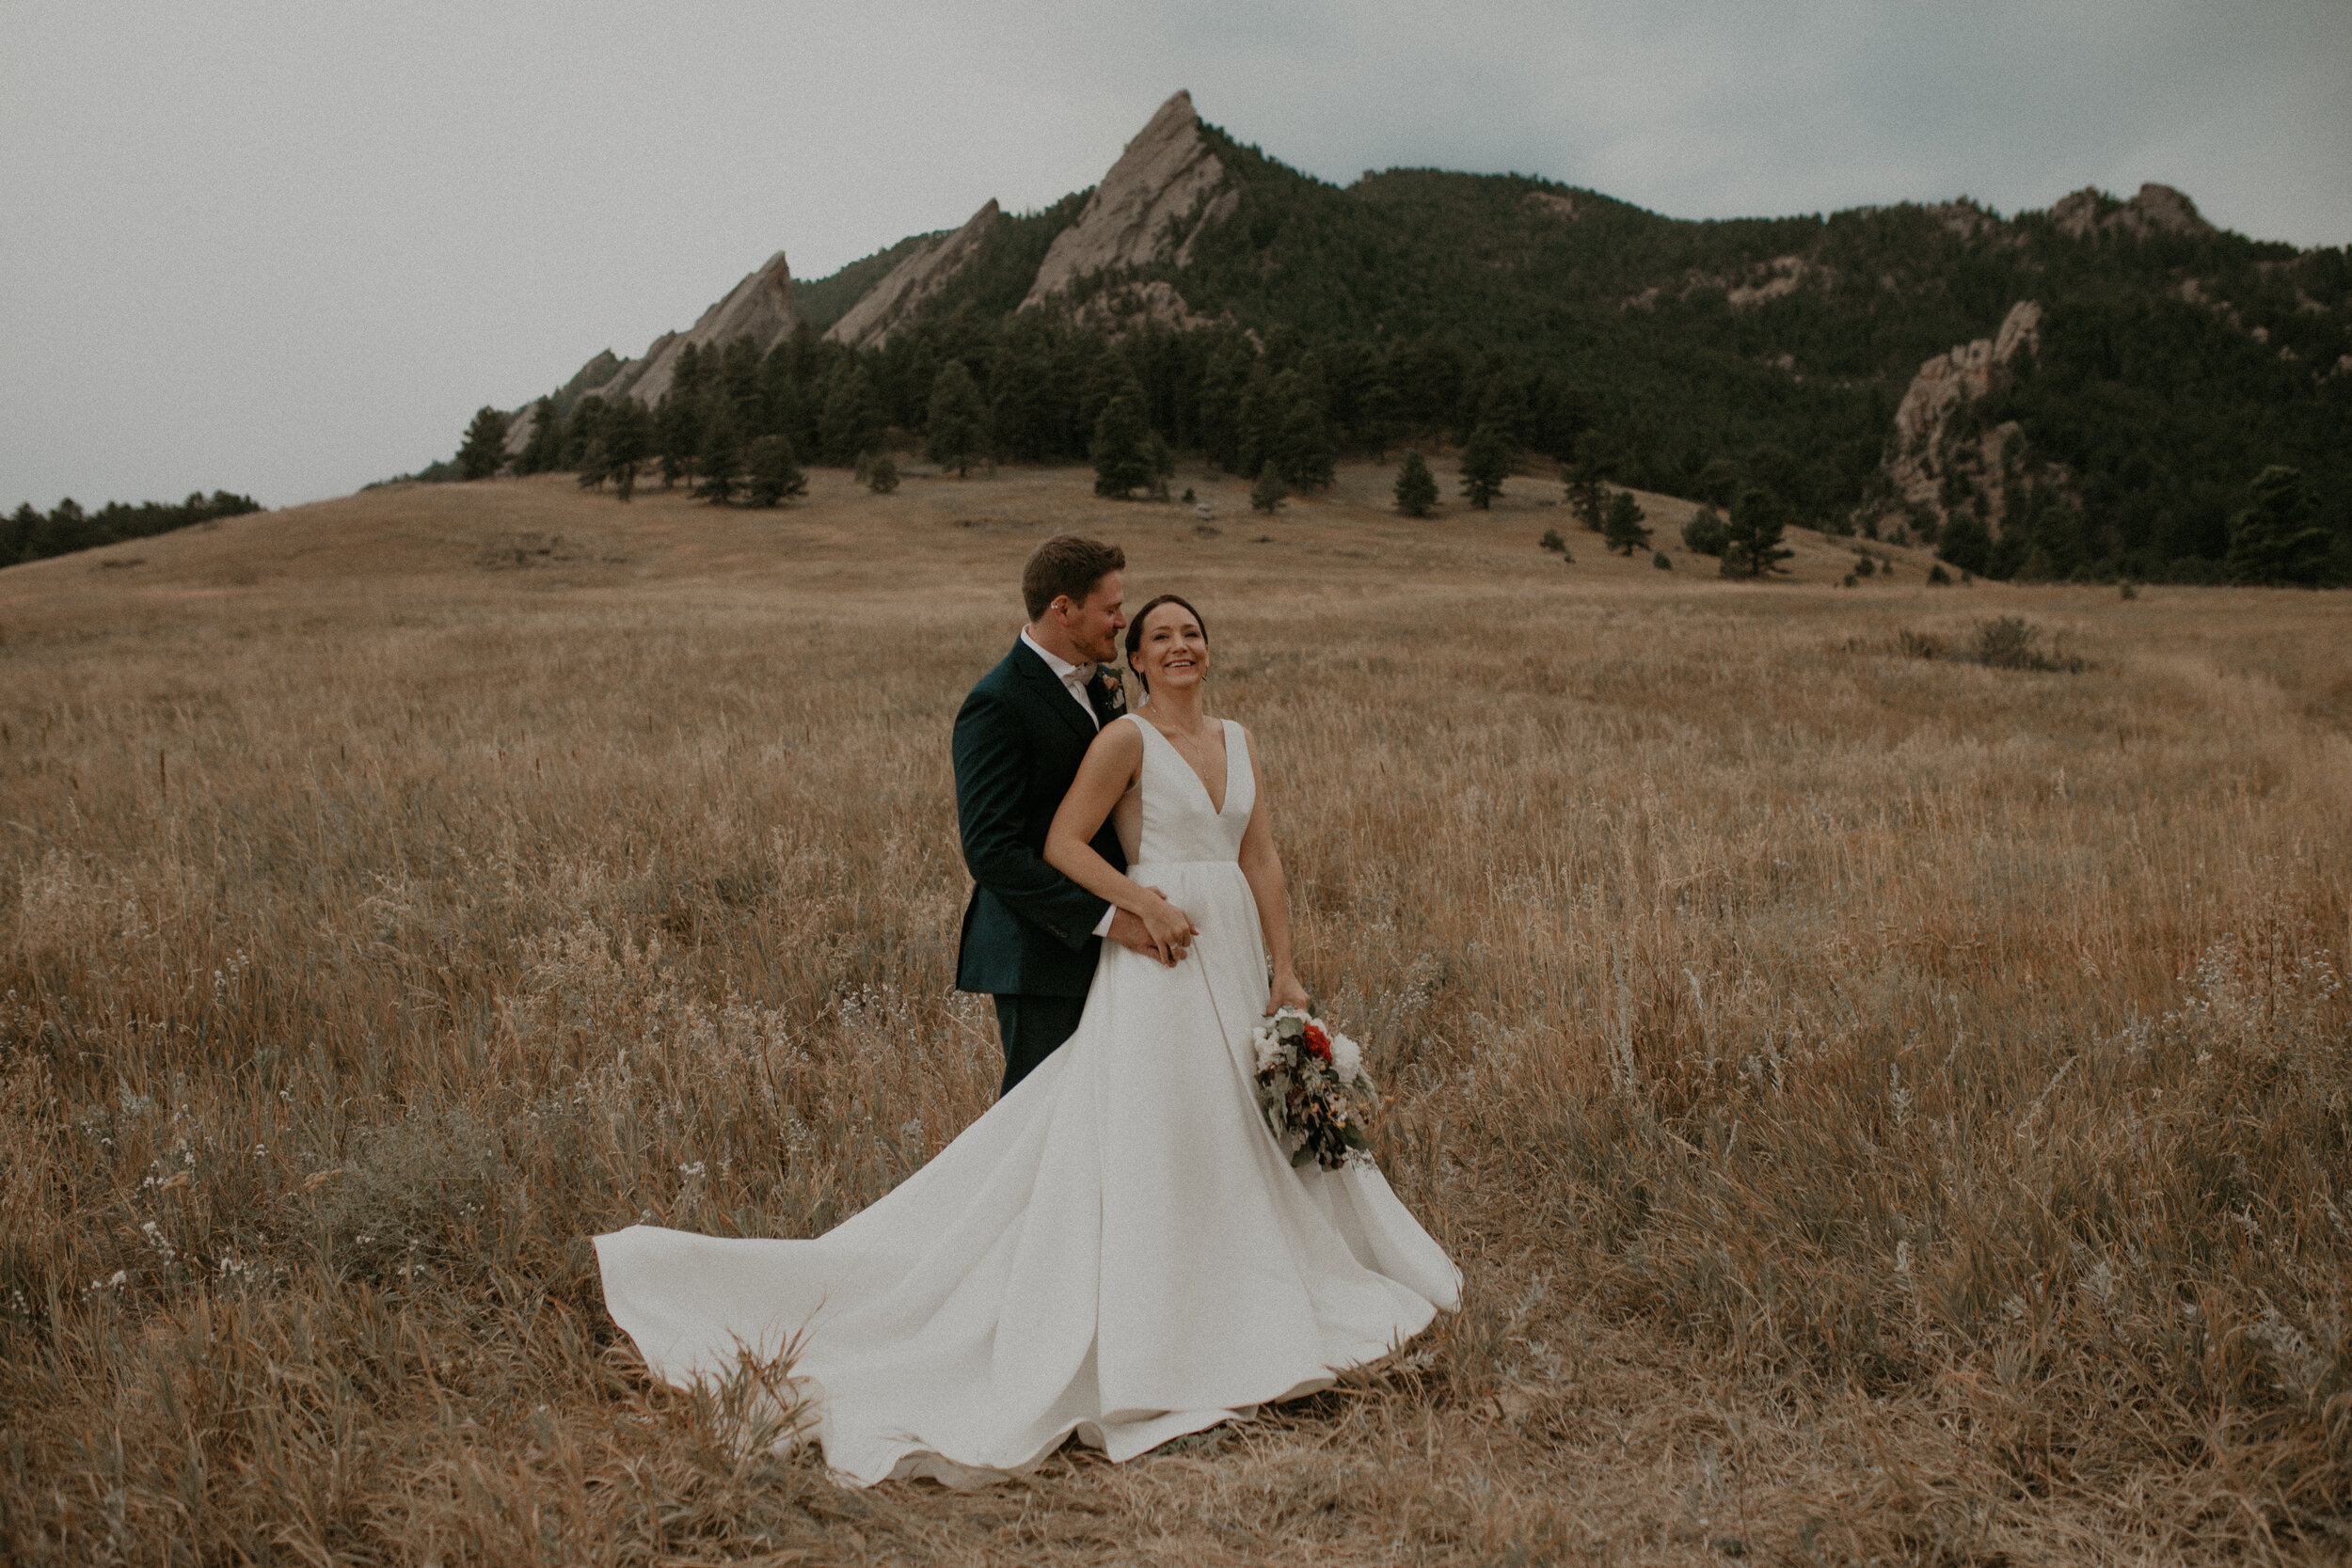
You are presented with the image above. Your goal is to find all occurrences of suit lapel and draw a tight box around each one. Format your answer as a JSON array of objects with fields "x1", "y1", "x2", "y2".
[{"x1": 1011, "y1": 641, "x2": 1101, "y2": 748}]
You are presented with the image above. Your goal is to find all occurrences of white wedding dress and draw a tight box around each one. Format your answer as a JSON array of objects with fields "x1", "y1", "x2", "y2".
[{"x1": 596, "y1": 714, "x2": 1460, "y2": 1487}]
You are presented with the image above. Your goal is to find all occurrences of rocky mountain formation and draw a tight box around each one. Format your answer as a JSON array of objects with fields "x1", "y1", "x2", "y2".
[
  {"x1": 1862, "y1": 300, "x2": 2048, "y2": 539},
  {"x1": 489, "y1": 90, "x2": 2346, "y2": 577},
  {"x1": 1019, "y1": 89, "x2": 1233, "y2": 314},
  {"x1": 504, "y1": 250, "x2": 798, "y2": 456},
  {"x1": 824, "y1": 200, "x2": 1000, "y2": 352}
]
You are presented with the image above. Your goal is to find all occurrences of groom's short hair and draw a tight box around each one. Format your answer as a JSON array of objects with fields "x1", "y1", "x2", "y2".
[{"x1": 1023, "y1": 535, "x2": 1126, "y2": 620}]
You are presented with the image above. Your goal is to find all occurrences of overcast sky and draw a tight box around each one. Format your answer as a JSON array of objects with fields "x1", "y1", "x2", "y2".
[{"x1": 4, "y1": 0, "x2": 2347, "y2": 511}]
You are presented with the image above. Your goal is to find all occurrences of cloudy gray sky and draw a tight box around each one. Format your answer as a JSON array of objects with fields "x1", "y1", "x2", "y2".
[{"x1": 4, "y1": 0, "x2": 2347, "y2": 511}]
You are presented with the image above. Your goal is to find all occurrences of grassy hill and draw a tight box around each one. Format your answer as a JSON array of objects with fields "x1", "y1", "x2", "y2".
[{"x1": 5, "y1": 471, "x2": 2349, "y2": 1560}]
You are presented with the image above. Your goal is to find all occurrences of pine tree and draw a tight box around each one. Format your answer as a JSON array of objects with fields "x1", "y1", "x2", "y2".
[
  {"x1": 1197, "y1": 337, "x2": 1252, "y2": 471},
  {"x1": 1357, "y1": 379, "x2": 1402, "y2": 458},
  {"x1": 560, "y1": 397, "x2": 606, "y2": 470},
  {"x1": 866, "y1": 453, "x2": 899, "y2": 494},
  {"x1": 744, "y1": 435, "x2": 806, "y2": 506},
  {"x1": 989, "y1": 325, "x2": 1060, "y2": 463},
  {"x1": 655, "y1": 389, "x2": 703, "y2": 488},
  {"x1": 925, "y1": 360, "x2": 992, "y2": 476},
  {"x1": 2225, "y1": 466, "x2": 2330, "y2": 585},
  {"x1": 1937, "y1": 512, "x2": 1993, "y2": 576},
  {"x1": 456, "y1": 406, "x2": 511, "y2": 481},
  {"x1": 576, "y1": 436, "x2": 611, "y2": 492},
  {"x1": 1565, "y1": 456, "x2": 1608, "y2": 531},
  {"x1": 1089, "y1": 390, "x2": 1152, "y2": 499},
  {"x1": 603, "y1": 397, "x2": 653, "y2": 502},
  {"x1": 1602, "y1": 491, "x2": 1651, "y2": 555},
  {"x1": 1458, "y1": 425, "x2": 1508, "y2": 510},
  {"x1": 695, "y1": 406, "x2": 744, "y2": 504},
  {"x1": 1723, "y1": 487, "x2": 1793, "y2": 577},
  {"x1": 718, "y1": 335, "x2": 763, "y2": 432},
  {"x1": 1249, "y1": 460, "x2": 1288, "y2": 514},
  {"x1": 1275, "y1": 391, "x2": 1335, "y2": 490},
  {"x1": 1145, "y1": 431, "x2": 1176, "y2": 501},
  {"x1": 1234, "y1": 362, "x2": 1278, "y2": 481},
  {"x1": 515, "y1": 398, "x2": 562, "y2": 475},
  {"x1": 1393, "y1": 451, "x2": 1438, "y2": 516},
  {"x1": 4, "y1": 501, "x2": 40, "y2": 566},
  {"x1": 818, "y1": 362, "x2": 882, "y2": 466}
]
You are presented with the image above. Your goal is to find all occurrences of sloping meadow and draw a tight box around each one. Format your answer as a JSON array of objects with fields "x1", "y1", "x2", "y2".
[{"x1": 3, "y1": 541, "x2": 2348, "y2": 1562}]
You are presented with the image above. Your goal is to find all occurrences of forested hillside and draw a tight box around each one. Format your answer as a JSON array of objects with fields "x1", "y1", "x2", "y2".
[
  {"x1": 472, "y1": 103, "x2": 2351, "y2": 585},
  {"x1": 2, "y1": 491, "x2": 262, "y2": 568}
]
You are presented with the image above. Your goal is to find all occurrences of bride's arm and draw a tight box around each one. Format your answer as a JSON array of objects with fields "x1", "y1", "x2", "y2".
[
  {"x1": 1233, "y1": 726, "x2": 1310, "y2": 1014},
  {"x1": 1044, "y1": 724, "x2": 1200, "y2": 963}
]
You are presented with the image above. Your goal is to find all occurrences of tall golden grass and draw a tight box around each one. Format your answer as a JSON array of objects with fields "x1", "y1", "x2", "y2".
[{"x1": 3, "y1": 466, "x2": 2347, "y2": 1563}]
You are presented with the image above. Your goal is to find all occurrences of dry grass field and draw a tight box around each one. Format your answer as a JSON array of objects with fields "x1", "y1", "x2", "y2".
[{"x1": 3, "y1": 459, "x2": 2348, "y2": 1565}]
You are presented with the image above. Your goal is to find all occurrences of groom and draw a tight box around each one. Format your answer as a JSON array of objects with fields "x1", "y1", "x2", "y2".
[{"x1": 953, "y1": 535, "x2": 1181, "y2": 1096}]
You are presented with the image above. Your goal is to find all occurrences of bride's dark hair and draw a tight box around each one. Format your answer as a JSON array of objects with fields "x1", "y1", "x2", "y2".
[{"x1": 1122, "y1": 594, "x2": 1207, "y2": 693}]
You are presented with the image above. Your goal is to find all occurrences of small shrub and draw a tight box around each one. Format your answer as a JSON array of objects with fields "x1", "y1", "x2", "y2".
[
  {"x1": 1854, "y1": 554, "x2": 1877, "y2": 578},
  {"x1": 1971, "y1": 615, "x2": 2084, "y2": 672},
  {"x1": 1539, "y1": 529, "x2": 1565, "y2": 553},
  {"x1": 1928, "y1": 563, "x2": 1953, "y2": 585},
  {"x1": 1652, "y1": 549, "x2": 1672, "y2": 570},
  {"x1": 1181, "y1": 486, "x2": 1196, "y2": 504},
  {"x1": 865, "y1": 454, "x2": 899, "y2": 495},
  {"x1": 2120, "y1": 580, "x2": 2140, "y2": 600}
]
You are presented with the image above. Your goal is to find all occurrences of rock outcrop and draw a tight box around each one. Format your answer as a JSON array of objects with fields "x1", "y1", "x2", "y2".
[
  {"x1": 501, "y1": 254, "x2": 794, "y2": 455},
  {"x1": 1021, "y1": 90, "x2": 1232, "y2": 312},
  {"x1": 1069, "y1": 278, "x2": 1223, "y2": 336},
  {"x1": 600, "y1": 249, "x2": 797, "y2": 407},
  {"x1": 1726, "y1": 255, "x2": 1810, "y2": 309},
  {"x1": 1857, "y1": 300, "x2": 2053, "y2": 541},
  {"x1": 2049, "y1": 182, "x2": 2215, "y2": 241},
  {"x1": 502, "y1": 349, "x2": 626, "y2": 456},
  {"x1": 825, "y1": 200, "x2": 1000, "y2": 351}
]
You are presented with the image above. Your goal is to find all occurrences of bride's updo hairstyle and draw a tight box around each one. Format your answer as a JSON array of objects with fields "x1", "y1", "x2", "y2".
[{"x1": 1123, "y1": 594, "x2": 1207, "y2": 693}]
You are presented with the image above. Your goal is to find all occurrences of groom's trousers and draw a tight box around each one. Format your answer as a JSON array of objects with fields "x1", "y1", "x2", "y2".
[{"x1": 993, "y1": 993, "x2": 1088, "y2": 1098}]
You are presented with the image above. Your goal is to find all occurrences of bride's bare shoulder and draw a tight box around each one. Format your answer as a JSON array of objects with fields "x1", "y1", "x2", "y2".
[{"x1": 1084, "y1": 715, "x2": 1148, "y2": 765}]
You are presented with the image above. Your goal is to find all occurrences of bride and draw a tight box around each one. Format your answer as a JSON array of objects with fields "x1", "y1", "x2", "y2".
[{"x1": 595, "y1": 594, "x2": 1460, "y2": 1488}]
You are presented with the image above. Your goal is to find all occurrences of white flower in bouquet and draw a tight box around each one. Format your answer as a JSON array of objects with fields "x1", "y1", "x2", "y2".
[{"x1": 1329, "y1": 1031, "x2": 1363, "y2": 1085}]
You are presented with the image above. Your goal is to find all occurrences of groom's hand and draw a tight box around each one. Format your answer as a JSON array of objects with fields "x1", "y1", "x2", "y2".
[{"x1": 1106, "y1": 909, "x2": 1172, "y2": 965}]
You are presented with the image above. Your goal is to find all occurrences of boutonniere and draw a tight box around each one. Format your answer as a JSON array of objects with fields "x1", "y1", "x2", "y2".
[{"x1": 1102, "y1": 676, "x2": 1127, "y2": 713}]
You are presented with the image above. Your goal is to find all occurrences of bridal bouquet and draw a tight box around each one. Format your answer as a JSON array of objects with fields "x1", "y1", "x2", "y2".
[{"x1": 1251, "y1": 1008, "x2": 1377, "y2": 1171}]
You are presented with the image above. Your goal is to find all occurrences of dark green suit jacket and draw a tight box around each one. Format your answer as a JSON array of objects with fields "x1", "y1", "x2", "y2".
[{"x1": 953, "y1": 640, "x2": 1129, "y2": 997}]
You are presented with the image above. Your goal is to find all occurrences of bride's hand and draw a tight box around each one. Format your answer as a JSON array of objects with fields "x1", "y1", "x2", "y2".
[
  {"x1": 1265, "y1": 971, "x2": 1309, "y2": 1015},
  {"x1": 1136, "y1": 887, "x2": 1200, "y2": 966}
]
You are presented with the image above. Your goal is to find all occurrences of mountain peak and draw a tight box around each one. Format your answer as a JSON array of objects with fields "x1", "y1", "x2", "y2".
[
  {"x1": 827, "y1": 200, "x2": 1001, "y2": 351},
  {"x1": 2049, "y1": 182, "x2": 2215, "y2": 240},
  {"x1": 1020, "y1": 90, "x2": 1233, "y2": 311}
]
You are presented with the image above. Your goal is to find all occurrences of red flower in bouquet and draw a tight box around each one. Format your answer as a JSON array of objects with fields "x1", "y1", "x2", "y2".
[{"x1": 1250, "y1": 1009, "x2": 1376, "y2": 1171}]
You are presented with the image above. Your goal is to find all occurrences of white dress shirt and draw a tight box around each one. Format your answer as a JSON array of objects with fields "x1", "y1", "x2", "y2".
[
  {"x1": 1021, "y1": 626, "x2": 1119, "y2": 938},
  {"x1": 1021, "y1": 627, "x2": 1102, "y2": 727}
]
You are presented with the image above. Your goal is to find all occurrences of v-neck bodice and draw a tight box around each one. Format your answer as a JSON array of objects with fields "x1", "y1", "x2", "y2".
[{"x1": 1124, "y1": 714, "x2": 1252, "y2": 865}]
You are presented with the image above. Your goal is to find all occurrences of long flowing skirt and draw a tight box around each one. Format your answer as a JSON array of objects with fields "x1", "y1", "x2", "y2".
[{"x1": 595, "y1": 858, "x2": 1460, "y2": 1487}]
